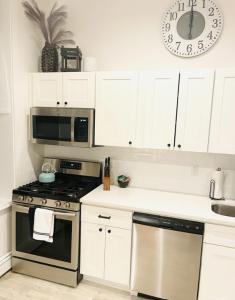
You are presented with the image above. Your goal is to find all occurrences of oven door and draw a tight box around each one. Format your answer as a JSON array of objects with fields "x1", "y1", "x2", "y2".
[
  {"x1": 12, "y1": 204, "x2": 79, "y2": 270},
  {"x1": 31, "y1": 107, "x2": 94, "y2": 148}
]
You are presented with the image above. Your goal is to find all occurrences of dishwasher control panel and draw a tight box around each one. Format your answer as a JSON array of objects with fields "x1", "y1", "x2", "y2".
[{"x1": 133, "y1": 212, "x2": 204, "y2": 235}]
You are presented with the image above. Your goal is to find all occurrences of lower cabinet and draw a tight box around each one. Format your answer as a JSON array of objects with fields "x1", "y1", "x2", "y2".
[
  {"x1": 104, "y1": 226, "x2": 131, "y2": 285},
  {"x1": 80, "y1": 205, "x2": 132, "y2": 286},
  {"x1": 199, "y1": 224, "x2": 235, "y2": 300},
  {"x1": 81, "y1": 223, "x2": 106, "y2": 279},
  {"x1": 81, "y1": 222, "x2": 132, "y2": 286},
  {"x1": 0, "y1": 205, "x2": 12, "y2": 277}
]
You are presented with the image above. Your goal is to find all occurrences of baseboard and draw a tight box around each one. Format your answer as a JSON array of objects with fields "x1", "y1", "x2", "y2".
[
  {"x1": 83, "y1": 275, "x2": 130, "y2": 292},
  {"x1": 0, "y1": 252, "x2": 12, "y2": 277}
]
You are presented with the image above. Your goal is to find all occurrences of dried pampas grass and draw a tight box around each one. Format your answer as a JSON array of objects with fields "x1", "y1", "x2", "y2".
[{"x1": 22, "y1": 0, "x2": 75, "y2": 47}]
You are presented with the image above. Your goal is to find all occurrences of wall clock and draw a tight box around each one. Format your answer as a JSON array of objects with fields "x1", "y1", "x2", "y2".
[{"x1": 162, "y1": 0, "x2": 223, "y2": 57}]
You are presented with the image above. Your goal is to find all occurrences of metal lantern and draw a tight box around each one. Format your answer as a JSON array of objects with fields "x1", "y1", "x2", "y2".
[{"x1": 61, "y1": 46, "x2": 82, "y2": 72}]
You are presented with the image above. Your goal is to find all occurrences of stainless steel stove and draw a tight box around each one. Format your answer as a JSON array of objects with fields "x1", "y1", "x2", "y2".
[{"x1": 12, "y1": 158, "x2": 102, "y2": 287}]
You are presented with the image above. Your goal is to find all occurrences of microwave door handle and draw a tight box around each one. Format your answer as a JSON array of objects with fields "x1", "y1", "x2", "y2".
[{"x1": 71, "y1": 117, "x2": 75, "y2": 142}]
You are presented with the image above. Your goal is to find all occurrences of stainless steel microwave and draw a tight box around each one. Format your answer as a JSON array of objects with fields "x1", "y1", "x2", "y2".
[{"x1": 30, "y1": 107, "x2": 95, "y2": 147}]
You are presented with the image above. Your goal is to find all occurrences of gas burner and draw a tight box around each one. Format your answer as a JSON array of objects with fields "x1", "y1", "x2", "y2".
[{"x1": 13, "y1": 159, "x2": 102, "y2": 212}]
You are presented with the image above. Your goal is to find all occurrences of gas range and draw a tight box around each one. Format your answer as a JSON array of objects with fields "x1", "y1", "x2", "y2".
[
  {"x1": 13, "y1": 158, "x2": 102, "y2": 212},
  {"x1": 12, "y1": 158, "x2": 102, "y2": 287}
]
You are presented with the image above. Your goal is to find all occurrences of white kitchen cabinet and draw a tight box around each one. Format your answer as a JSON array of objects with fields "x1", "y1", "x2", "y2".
[
  {"x1": 32, "y1": 72, "x2": 95, "y2": 108},
  {"x1": 175, "y1": 70, "x2": 215, "y2": 152},
  {"x1": 0, "y1": 206, "x2": 12, "y2": 277},
  {"x1": 209, "y1": 69, "x2": 235, "y2": 154},
  {"x1": 199, "y1": 243, "x2": 235, "y2": 300},
  {"x1": 136, "y1": 70, "x2": 179, "y2": 150},
  {"x1": 104, "y1": 227, "x2": 131, "y2": 285},
  {"x1": 81, "y1": 205, "x2": 132, "y2": 286},
  {"x1": 32, "y1": 73, "x2": 63, "y2": 107},
  {"x1": 95, "y1": 72, "x2": 139, "y2": 147},
  {"x1": 62, "y1": 72, "x2": 95, "y2": 108},
  {"x1": 80, "y1": 222, "x2": 105, "y2": 279}
]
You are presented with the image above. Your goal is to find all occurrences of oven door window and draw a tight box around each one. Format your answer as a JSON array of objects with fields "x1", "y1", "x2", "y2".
[
  {"x1": 74, "y1": 117, "x2": 89, "y2": 142},
  {"x1": 16, "y1": 212, "x2": 72, "y2": 262},
  {"x1": 33, "y1": 116, "x2": 71, "y2": 141}
]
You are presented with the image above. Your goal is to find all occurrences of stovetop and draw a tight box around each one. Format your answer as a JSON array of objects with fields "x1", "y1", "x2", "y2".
[{"x1": 13, "y1": 174, "x2": 100, "y2": 202}]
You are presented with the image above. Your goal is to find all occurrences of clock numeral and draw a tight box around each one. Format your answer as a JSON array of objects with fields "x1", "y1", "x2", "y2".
[
  {"x1": 198, "y1": 40, "x2": 204, "y2": 50},
  {"x1": 178, "y1": 3, "x2": 185, "y2": 12},
  {"x1": 168, "y1": 34, "x2": 173, "y2": 43},
  {"x1": 212, "y1": 19, "x2": 219, "y2": 28},
  {"x1": 176, "y1": 42, "x2": 181, "y2": 50},
  {"x1": 165, "y1": 23, "x2": 171, "y2": 32},
  {"x1": 188, "y1": 0, "x2": 197, "y2": 7},
  {"x1": 202, "y1": 0, "x2": 206, "y2": 8},
  {"x1": 187, "y1": 44, "x2": 193, "y2": 54},
  {"x1": 207, "y1": 31, "x2": 213, "y2": 40},
  {"x1": 209, "y1": 7, "x2": 215, "y2": 16},
  {"x1": 170, "y1": 12, "x2": 178, "y2": 21}
]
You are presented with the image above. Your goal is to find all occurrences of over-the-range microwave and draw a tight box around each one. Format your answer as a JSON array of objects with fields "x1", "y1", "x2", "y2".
[{"x1": 30, "y1": 107, "x2": 95, "y2": 147}]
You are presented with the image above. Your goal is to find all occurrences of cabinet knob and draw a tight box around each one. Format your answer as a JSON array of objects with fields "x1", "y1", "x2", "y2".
[
  {"x1": 178, "y1": 144, "x2": 182, "y2": 149},
  {"x1": 56, "y1": 101, "x2": 60, "y2": 105},
  {"x1": 99, "y1": 228, "x2": 102, "y2": 232},
  {"x1": 108, "y1": 230, "x2": 111, "y2": 234},
  {"x1": 167, "y1": 144, "x2": 171, "y2": 148},
  {"x1": 129, "y1": 141, "x2": 132, "y2": 145},
  {"x1": 64, "y1": 102, "x2": 68, "y2": 106}
]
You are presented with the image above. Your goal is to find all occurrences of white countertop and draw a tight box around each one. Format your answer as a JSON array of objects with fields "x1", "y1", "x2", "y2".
[{"x1": 81, "y1": 185, "x2": 235, "y2": 227}]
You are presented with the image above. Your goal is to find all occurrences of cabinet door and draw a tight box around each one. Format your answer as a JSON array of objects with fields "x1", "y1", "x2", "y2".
[
  {"x1": 63, "y1": 72, "x2": 95, "y2": 108},
  {"x1": 104, "y1": 227, "x2": 131, "y2": 286},
  {"x1": 32, "y1": 73, "x2": 63, "y2": 107},
  {"x1": 0, "y1": 207, "x2": 11, "y2": 258},
  {"x1": 199, "y1": 243, "x2": 235, "y2": 300},
  {"x1": 80, "y1": 222, "x2": 105, "y2": 279},
  {"x1": 209, "y1": 70, "x2": 235, "y2": 154},
  {"x1": 95, "y1": 72, "x2": 138, "y2": 147},
  {"x1": 136, "y1": 70, "x2": 179, "y2": 150},
  {"x1": 176, "y1": 70, "x2": 215, "y2": 152}
]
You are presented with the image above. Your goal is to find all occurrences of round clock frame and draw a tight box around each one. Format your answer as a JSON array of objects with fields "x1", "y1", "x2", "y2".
[{"x1": 162, "y1": 0, "x2": 223, "y2": 58}]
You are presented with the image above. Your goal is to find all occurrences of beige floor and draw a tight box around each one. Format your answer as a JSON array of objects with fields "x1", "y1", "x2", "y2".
[{"x1": 0, "y1": 272, "x2": 144, "y2": 300}]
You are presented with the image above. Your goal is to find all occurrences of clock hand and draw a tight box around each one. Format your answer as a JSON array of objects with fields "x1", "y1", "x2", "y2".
[{"x1": 188, "y1": 4, "x2": 194, "y2": 40}]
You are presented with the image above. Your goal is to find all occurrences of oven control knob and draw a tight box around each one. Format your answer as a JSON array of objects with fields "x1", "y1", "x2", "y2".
[
  {"x1": 41, "y1": 199, "x2": 47, "y2": 205},
  {"x1": 26, "y1": 196, "x2": 33, "y2": 203},
  {"x1": 18, "y1": 195, "x2": 24, "y2": 202},
  {"x1": 64, "y1": 202, "x2": 70, "y2": 209},
  {"x1": 55, "y1": 201, "x2": 62, "y2": 207}
]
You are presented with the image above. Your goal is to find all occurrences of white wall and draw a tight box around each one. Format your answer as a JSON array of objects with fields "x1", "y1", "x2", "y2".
[
  {"x1": 0, "y1": 0, "x2": 14, "y2": 201},
  {"x1": 39, "y1": 0, "x2": 235, "y2": 70},
  {"x1": 11, "y1": 0, "x2": 44, "y2": 187}
]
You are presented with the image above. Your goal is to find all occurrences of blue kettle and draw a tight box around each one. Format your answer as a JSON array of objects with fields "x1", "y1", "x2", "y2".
[{"x1": 39, "y1": 162, "x2": 56, "y2": 183}]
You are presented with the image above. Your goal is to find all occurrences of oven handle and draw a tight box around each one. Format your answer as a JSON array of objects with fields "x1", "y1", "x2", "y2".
[{"x1": 12, "y1": 204, "x2": 76, "y2": 218}]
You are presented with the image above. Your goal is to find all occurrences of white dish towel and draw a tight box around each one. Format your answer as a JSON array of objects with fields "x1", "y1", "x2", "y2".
[{"x1": 33, "y1": 208, "x2": 55, "y2": 243}]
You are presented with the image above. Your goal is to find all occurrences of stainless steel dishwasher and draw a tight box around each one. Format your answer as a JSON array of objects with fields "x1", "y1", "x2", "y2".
[{"x1": 131, "y1": 213, "x2": 204, "y2": 300}]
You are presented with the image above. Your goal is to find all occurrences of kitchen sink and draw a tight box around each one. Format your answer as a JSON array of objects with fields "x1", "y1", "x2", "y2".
[{"x1": 212, "y1": 204, "x2": 235, "y2": 218}]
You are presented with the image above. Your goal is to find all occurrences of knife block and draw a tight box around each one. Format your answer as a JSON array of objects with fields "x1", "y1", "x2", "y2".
[{"x1": 103, "y1": 176, "x2": 110, "y2": 191}]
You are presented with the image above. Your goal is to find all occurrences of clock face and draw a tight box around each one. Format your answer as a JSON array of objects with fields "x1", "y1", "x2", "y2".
[{"x1": 162, "y1": 0, "x2": 223, "y2": 57}]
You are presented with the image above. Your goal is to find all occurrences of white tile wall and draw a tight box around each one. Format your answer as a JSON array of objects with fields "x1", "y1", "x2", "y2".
[{"x1": 42, "y1": 145, "x2": 235, "y2": 200}]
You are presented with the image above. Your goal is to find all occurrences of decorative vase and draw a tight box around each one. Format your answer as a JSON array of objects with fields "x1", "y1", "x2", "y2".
[{"x1": 41, "y1": 43, "x2": 58, "y2": 72}]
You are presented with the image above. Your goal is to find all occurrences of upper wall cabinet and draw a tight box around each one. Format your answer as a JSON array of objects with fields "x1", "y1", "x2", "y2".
[
  {"x1": 32, "y1": 73, "x2": 62, "y2": 107},
  {"x1": 32, "y1": 72, "x2": 96, "y2": 108},
  {"x1": 136, "y1": 70, "x2": 179, "y2": 150},
  {"x1": 95, "y1": 72, "x2": 139, "y2": 147},
  {"x1": 62, "y1": 73, "x2": 95, "y2": 108},
  {"x1": 209, "y1": 70, "x2": 235, "y2": 155},
  {"x1": 176, "y1": 70, "x2": 215, "y2": 153}
]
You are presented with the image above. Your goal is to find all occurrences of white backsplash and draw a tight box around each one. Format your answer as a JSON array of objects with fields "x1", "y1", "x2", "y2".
[{"x1": 42, "y1": 145, "x2": 235, "y2": 200}]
